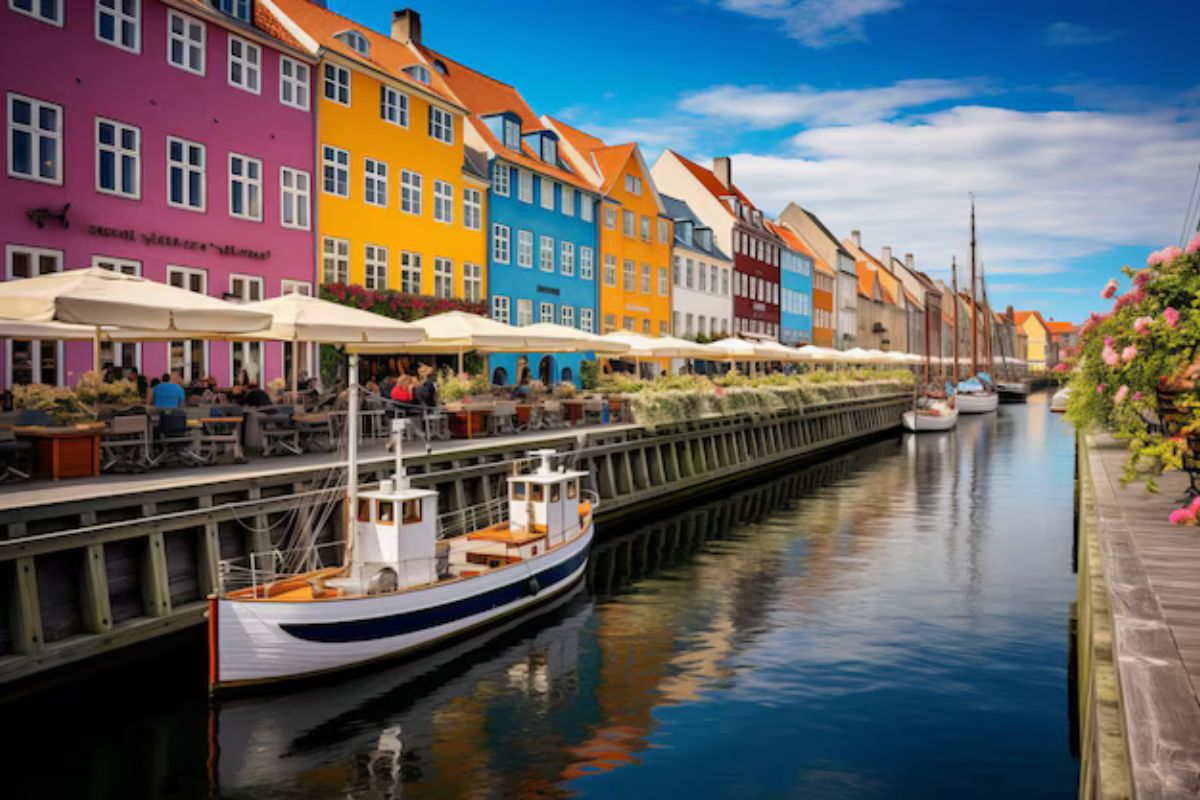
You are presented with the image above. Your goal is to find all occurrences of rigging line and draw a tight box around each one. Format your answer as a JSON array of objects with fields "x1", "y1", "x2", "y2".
[{"x1": 1181, "y1": 160, "x2": 1200, "y2": 247}]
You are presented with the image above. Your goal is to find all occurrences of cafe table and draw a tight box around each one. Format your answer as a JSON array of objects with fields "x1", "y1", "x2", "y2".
[
  {"x1": 444, "y1": 403, "x2": 491, "y2": 439},
  {"x1": 14, "y1": 422, "x2": 105, "y2": 479}
]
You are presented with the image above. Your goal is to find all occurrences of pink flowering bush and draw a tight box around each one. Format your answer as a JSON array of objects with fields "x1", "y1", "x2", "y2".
[
  {"x1": 1101, "y1": 278, "x2": 1119, "y2": 299},
  {"x1": 1169, "y1": 497, "x2": 1200, "y2": 526}
]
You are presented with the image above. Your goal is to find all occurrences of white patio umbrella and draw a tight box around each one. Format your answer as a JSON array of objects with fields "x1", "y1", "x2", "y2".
[
  {"x1": 0, "y1": 267, "x2": 272, "y2": 372},
  {"x1": 794, "y1": 345, "x2": 842, "y2": 363},
  {"x1": 755, "y1": 340, "x2": 804, "y2": 362},
  {"x1": 602, "y1": 331, "x2": 713, "y2": 360},
  {"x1": 705, "y1": 337, "x2": 776, "y2": 374},
  {"x1": 524, "y1": 323, "x2": 631, "y2": 355},
  {"x1": 840, "y1": 347, "x2": 878, "y2": 365}
]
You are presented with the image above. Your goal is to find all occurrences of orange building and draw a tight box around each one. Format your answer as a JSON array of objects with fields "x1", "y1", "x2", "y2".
[{"x1": 545, "y1": 118, "x2": 672, "y2": 341}]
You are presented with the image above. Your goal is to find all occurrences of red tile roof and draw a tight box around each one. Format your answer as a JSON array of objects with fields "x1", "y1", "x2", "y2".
[
  {"x1": 665, "y1": 150, "x2": 758, "y2": 216},
  {"x1": 174, "y1": 0, "x2": 304, "y2": 49},
  {"x1": 775, "y1": 222, "x2": 834, "y2": 275},
  {"x1": 1045, "y1": 320, "x2": 1076, "y2": 334}
]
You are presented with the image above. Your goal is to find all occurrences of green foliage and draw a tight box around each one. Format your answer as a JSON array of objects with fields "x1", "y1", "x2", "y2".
[
  {"x1": 13, "y1": 383, "x2": 92, "y2": 424},
  {"x1": 580, "y1": 360, "x2": 599, "y2": 391},
  {"x1": 74, "y1": 371, "x2": 141, "y2": 409}
]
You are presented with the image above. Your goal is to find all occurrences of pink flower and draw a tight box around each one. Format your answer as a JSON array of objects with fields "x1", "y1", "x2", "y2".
[
  {"x1": 1096, "y1": 384, "x2": 1106, "y2": 394},
  {"x1": 1169, "y1": 507, "x2": 1195, "y2": 525},
  {"x1": 1148, "y1": 249, "x2": 1165, "y2": 267},
  {"x1": 1134, "y1": 316, "x2": 1152, "y2": 335},
  {"x1": 1132, "y1": 391, "x2": 1142, "y2": 402},
  {"x1": 1134, "y1": 269, "x2": 1154, "y2": 287},
  {"x1": 1190, "y1": 497, "x2": 1200, "y2": 515},
  {"x1": 1122, "y1": 344, "x2": 1137, "y2": 362},
  {"x1": 1101, "y1": 279, "x2": 1118, "y2": 299},
  {"x1": 1114, "y1": 385, "x2": 1129, "y2": 404},
  {"x1": 1054, "y1": 362, "x2": 1070, "y2": 373},
  {"x1": 1102, "y1": 346, "x2": 1120, "y2": 366},
  {"x1": 1187, "y1": 233, "x2": 1200, "y2": 255},
  {"x1": 1164, "y1": 307, "x2": 1180, "y2": 328},
  {"x1": 1163, "y1": 245, "x2": 1182, "y2": 263},
  {"x1": 1104, "y1": 335, "x2": 1114, "y2": 347}
]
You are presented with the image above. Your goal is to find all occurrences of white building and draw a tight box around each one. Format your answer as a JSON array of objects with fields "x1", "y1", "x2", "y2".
[{"x1": 661, "y1": 195, "x2": 733, "y2": 340}]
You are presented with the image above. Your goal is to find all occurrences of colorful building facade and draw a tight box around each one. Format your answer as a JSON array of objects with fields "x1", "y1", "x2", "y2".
[
  {"x1": 661, "y1": 195, "x2": 732, "y2": 341},
  {"x1": 1, "y1": 0, "x2": 317, "y2": 387},
  {"x1": 1015, "y1": 310, "x2": 1053, "y2": 371},
  {"x1": 771, "y1": 223, "x2": 814, "y2": 346},
  {"x1": 549, "y1": 118, "x2": 672, "y2": 341},
  {"x1": 776, "y1": 203, "x2": 856, "y2": 349},
  {"x1": 268, "y1": 4, "x2": 487, "y2": 306}
]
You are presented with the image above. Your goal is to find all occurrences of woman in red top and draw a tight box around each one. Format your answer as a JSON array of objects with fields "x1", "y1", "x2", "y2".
[{"x1": 390, "y1": 375, "x2": 415, "y2": 403}]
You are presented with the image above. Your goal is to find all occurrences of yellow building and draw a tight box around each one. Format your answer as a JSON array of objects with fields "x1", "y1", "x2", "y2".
[
  {"x1": 268, "y1": 4, "x2": 487, "y2": 301},
  {"x1": 1014, "y1": 310, "x2": 1052, "y2": 372},
  {"x1": 546, "y1": 118, "x2": 672, "y2": 339}
]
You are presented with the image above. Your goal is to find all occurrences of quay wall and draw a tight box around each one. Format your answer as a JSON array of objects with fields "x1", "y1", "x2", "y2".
[{"x1": 0, "y1": 393, "x2": 906, "y2": 688}]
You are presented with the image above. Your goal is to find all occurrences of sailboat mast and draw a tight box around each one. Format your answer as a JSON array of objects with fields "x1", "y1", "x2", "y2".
[
  {"x1": 951, "y1": 256, "x2": 959, "y2": 384},
  {"x1": 969, "y1": 198, "x2": 978, "y2": 377}
]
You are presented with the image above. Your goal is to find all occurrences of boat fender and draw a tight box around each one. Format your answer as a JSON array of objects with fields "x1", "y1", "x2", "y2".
[
  {"x1": 526, "y1": 577, "x2": 540, "y2": 596},
  {"x1": 368, "y1": 567, "x2": 398, "y2": 595}
]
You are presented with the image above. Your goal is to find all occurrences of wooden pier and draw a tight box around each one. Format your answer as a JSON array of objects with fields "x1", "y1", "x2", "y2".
[
  {"x1": 0, "y1": 392, "x2": 907, "y2": 689},
  {"x1": 1076, "y1": 434, "x2": 1200, "y2": 799}
]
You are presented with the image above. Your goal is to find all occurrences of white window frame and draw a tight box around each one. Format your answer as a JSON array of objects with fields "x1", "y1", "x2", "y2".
[
  {"x1": 539, "y1": 176, "x2": 554, "y2": 211},
  {"x1": 560, "y1": 241, "x2": 575, "y2": 277},
  {"x1": 380, "y1": 85, "x2": 409, "y2": 127},
  {"x1": 491, "y1": 295, "x2": 510, "y2": 324},
  {"x1": 167, "y1": 9, "x2": 205, "y2": 76},
  {"x1": 364, "y1": 157, "x2": 388, "y2": 207},
  {"x1": 228, "y1": 152, "x2": 263, "y2": 222},
  {"x1": 463, "y1": 187, "x2": 482, "y2": 230},
  {"x1": 280, "y1": 166, "x2": 310, "y2": 230},
  {"x1": 400, "y1": 170, "x2": 422, "y2": 215},
  {"x1": 166, "y1": 135, "x2": 205, "y2": 211},
  {"x1": 492, "y1": 224, "x2": 510, "y2": 264},
  {"x1": 364, "y1": 243, "x2": 388, "y2": 290},
  {"x1": 9, "y1": 0, "x2": 62, "y2": 26},
  {"x1": 401, "y1": 251, "x2": 422, "y2": 294},
  {"x1": 322, "y1": 236, "x2": 349, "y2": 284},
  {"x1": 659, "y1": 266, "x2": 669, "y2": 296},
  {"x1": 580, "y1": 246, "x2": 594, "y2": 281},
  {"x1": 604, "y1": 254, "x2": 617, "y2": 287},
  {"x1": 322, "y1": 144, "x2": 349, "y2": 197},
  {"x1": 228, "y1": 273, "x2": 263, "y2": 382},
  {"x1": 641, "y1": 263, "x2": 651, "y2": 294},
  {"x1": 281, "y1": 279, "x2": 312, "y2": 296},
  {"x1": 503, "y1": 117, "x2": 520, "y2": 149},
  {"x1": 433, "y1": 179, "x2": 453, "y2": 224},
  {"x1": 539, "y1": 235, "x2": 554, "y2": 273},
  {"x1": 463, "y1": 262, "x2": 482, "y2": 301},
  {"x1": 165, "y1": 264, "x2": 209, "y2": 384},
  {"x1": 539, "y1": 301, "x2": 554, "y2": 324},
  {"x1": 516, "y1": 299, "x2": 533, "y2": 326},
  {"x1": 561, "y1": 186, "x2": 574, "y2": 216},
  {"x1": 433, "y1": 257, "x2": 453, "y2": 299},
  {"x1": 493, "y1": 162, "x2": 510, "y2": 196},
  {"x1": 518, "y1": 169, "x2": 533, "y2": 203},
  {"x1": 279, "y1": 56, "x2": 310, "y2": 111},
  {"x1": 560, "y1": 305, "x2": 575, "y2": 329},
  {"x1": 4, "y1": 245, "x2": 63, "y2": 388},
  {"x1": 622, "y1": 259, "x2": 634, "y2": 292},
  {"x1": 96, "y1": 0, "x2": 140, "y2": 54},
  {"x1": 580, "y1": 307, "x2": 594, "y2": 333},
  {"x1": 428, "y1": 106, "x2": 454, "y2": 144},
  {"x1": 95, "y1": 116, "x2": 140, "y2": 199},
  {"x1": 227, "y1": 35, "x2": 261, "y2": 95},
  {"x1": 517, "y1": 230, "x2": 533, "y2": 269},
  {"x1": 7, "y1": 93, "x2": 62, "y2": 185},
  {"x1": 323, "y1": 63, "x2": 350, "y2": 106},
  {"x1": 581, "y1": 196, "x2": 594, "y2": 222}
]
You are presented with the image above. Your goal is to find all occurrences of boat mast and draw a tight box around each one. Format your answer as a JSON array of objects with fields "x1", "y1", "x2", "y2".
[
  {"x1": 951, "y1": 256, "x2": 960, "y2": 384},
  {"x1": 969, "y1": 197, "x2": 978, "y2": 378},
  {"x1": 345, "y1": 352, "x2": 359, "y2": 568}
]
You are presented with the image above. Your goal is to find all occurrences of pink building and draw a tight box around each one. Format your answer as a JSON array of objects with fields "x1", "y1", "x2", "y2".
[{"x1": 1, "y1": 0, "x2": 317, "y2": 388}]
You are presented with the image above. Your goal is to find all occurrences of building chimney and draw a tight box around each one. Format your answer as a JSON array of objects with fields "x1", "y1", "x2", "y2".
[
  {"x1": 905, "y1": 253, "x2": 914, "y2": 270},
  {"x1": 851, "y1": 230, "x2": 861, "y2": 247},
  {"x1": 881, "y1": 246, "x2": 892, "y2": 266},
  {"x1": 713, "y1": 157, "x2": 732, "y2": 189},
  {"x1": 391, "y1": 9, "x2": 421, "y2": 44}
]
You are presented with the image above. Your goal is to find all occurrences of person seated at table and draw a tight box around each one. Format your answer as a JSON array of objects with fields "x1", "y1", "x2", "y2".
[
  {"x1": 379, "y1": 373, "x2": 397, "y2": 400},
  {"x1": 125, "y1": 366, "x2": 147, "y2": 395},
  {"x1": 413, "y1": 365, "x2": 437, "y2": 408},
  {"x1": 151, "y1": 373, "x2": 185, "y2": 409},
  {"x1": 241, "y1": 382, "x2": 273, "y2": 407},
  {"x1": 391, "y1": 375, "x2": 415, "y2": 403}
]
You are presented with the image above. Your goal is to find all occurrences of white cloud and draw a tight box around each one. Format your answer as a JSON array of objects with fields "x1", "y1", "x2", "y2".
[
  {"x1": 717, "y1": 0, "x2": 902, "y2": 48},
  {"x1": 678, "y1": 79, "x2": 987, "y2": 127},
  {"x1": 1044, "y1": 22, "x2": 1120, "y2": 47}
]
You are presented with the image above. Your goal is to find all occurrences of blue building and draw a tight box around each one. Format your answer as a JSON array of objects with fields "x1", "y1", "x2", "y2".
[
  {"x1": 775, "y1": 225, "x2": 815, "y2": 346},
  {"x1": 423, "y1": 50, "x2": 600, "y2": 386}
]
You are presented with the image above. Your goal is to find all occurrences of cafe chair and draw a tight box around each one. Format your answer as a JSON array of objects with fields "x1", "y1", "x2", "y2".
[
  {"x1": 487, "y1": 401, "x2": 517, "y2": 436},
  {"x1": 297, "y1": 411, "x2": 335, "y2": 453},
  {"x1": 260, "y1": 405, "x2": 302, "y2": 457},
  {"x1": 541, "y1": 400, "x2": 568, "y2": 430},
  {"x1": 150, "y1": 409, "x2": 206, "y2": 468},
  {"x1": 0, "y1": 428, "x2": 32, "y2": 482},
  {"x1": 200, "y1": 406, "x2": 246, "y2": 464},
  {"x1": 583, "y1": 399, "x2": 605, "y2": 426},
  {"x1": 101, "y1": 414, "x2": 151, "y2": 473}
]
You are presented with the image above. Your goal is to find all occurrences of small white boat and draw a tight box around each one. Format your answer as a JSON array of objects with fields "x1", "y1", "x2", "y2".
[
  {"x1": 957, "y1": 391, "x2": 999, "y2": 414},
  {"x1": 903, "y1": 402, "x2": 959, "y2": 432},
  {"x1": 1050, "y1": 386, "x2": 1071, "y2": 413},
  {"x1": 997, "y1": 382, "x2": 1029, "y2": 403}
]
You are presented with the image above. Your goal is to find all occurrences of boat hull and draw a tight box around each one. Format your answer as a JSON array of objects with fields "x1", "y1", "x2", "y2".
[
  {"x1": 210, "y1": 521, "x2": 594, "y2": 692},
  {"x1": 956, "y1": 392, "x2": 999, "y2": 414},
  {"x1": 1050, "y1": 387, "x2": 1071, "y2": 413},
  {"x1": 902, "y1": 409, "x2": 959, "y2": 432},
  {"x1": 997, "y1": 382, "x2": 1029, "y2": 403}
]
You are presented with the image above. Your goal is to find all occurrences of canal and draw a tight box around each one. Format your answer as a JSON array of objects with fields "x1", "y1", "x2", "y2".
[{"x1": 4, "y1": 393, "x2": 1079, "y2": 799}]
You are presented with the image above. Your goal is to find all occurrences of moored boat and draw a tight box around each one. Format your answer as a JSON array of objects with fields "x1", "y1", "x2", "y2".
[
  {"x1": 957, "y1": 391, "x2": 999, "y2": 414},
  {"x1": 903, "y1": 404, "x2": 959, "y2": 432},
  {"x1": 1050, "y1": 386, "x2": 1071, "y2": 412},
  {"x1": 997, "y1": 381, "x2": 1030, "y2": 403}
]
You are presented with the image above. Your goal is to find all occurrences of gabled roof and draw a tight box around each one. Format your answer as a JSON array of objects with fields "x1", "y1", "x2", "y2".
[
  {"x1": 175, "y1": 0, "x2": 305, "y2": 50},
  {"x1": 414, "y1": 46, "x2": 595, "y2": 192},
  {"x1": 661, "y1": 195, "x2": 731, "y2": 261},
  {"x1": 775, "y1": 221, "x2": 834, "y2": 275},
  {"x1": 786, "y1": 205, "x2": 855, "y2": 265},
  {"x1": 265, "y1": 0, "x2": 462, "y2": 107},
  {"x1": 1045, "y1": 320, "x2": 1077, "y2": 335},
  {"x1": 543, "y1": 117, "x2": 666, "y2": 214},
  {"x1": 663, "y1": 150, "x2": 760, "y2": 218},
  {"x1": 1014, "y1": 310, "x2": 1051, "y2": 331}
]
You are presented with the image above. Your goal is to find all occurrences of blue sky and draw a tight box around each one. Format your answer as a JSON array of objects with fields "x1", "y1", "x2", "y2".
[{"x1": 334, "y1": 0, "x2": 1200, "y2": 324}]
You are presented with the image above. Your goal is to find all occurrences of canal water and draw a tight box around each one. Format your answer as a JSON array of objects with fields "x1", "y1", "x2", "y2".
[{"x1": 6, "y1": 393, "x2": 1079, "y2": 799}]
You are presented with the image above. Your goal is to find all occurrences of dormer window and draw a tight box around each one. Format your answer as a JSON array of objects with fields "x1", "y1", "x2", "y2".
[
  {"x1": 541, "y1": 136, "x2": 557, "y2": 165},
  {"x1": 404, "y1": 64, "x2": 430, "y2": 84},
  {"x1": 432, "y1": 59, "x2": 448, "y2": 76},
  {"x1": 678, "y1": 220, "x2": 693, "y2": 243},
  {"x1": 503, "y1": 118, "x2": 521, "y2": 149},
  {"x1": 335, "y1": 30, "x2": 369, "y2": 57},
  {"x1": 699, "y1": 229, "x2": 712, "y2": 250},
  {"x1": 212, "y1": 0, "x2": 250, "y2": 23}
]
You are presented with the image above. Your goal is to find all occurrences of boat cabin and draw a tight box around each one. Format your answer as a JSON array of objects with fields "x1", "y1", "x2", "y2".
[{"x1": 347, "y1": 477, "x2": 440, "y2": 592}]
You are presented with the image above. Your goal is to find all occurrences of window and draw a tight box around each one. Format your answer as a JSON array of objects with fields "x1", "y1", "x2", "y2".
[
  {"x1": 364, "y1": 158, "x2": 387, "y2": 207},
  {"x1": 433, "y1": 180, "x2": 453, "y2": 223},
  {"x1": 503, "y1": 117, "x2": 520, "y2": 149},
  {"x1": 322, "y1": 237, "x2": 349, "y2": 283},
  {"x1": 698, "y1": 261, "x2": 707, "y2": 292},
  {"x1": 96, "y1": 0, "x2": 139, "y2": 52},
  {"x1": 463, "y1": 187, "x2": 482, "y2": 230},
  {"x1": 580, "y1": 246, "x2": 594, "y2": 280},
  {"x1": 624, "y1": 173, "x2": 642, "y2": 195},
  {"x1": 401, "y1": 252, "x2": 422, "y2": 294},
  {"x1": 93, "y1": 255, "x2": 140, "y2": 275},
  {"x1": 213, "y1": 0, "x2": 249, "y2": 22},
  {"x1": 491, "y1": 295, "x2": 510, "y2": 324},
  {"x1": 10, "y1": 0, "x2": 61, "y2": 25},
  {"x1": 6, "y1": 245, "x2": 63, "y2": 386},
  {"x1": 673, "y1": 256, "x2": 682, "y2": 286},
  {"x1": 686, "y1": 260, "x2": 694, "y2": 289},
  {"x1": 622, "y1": 210, "x2": 635, "y2": 237},
  {"x1": 581, "y1": 196, "x2": 594, "y2": 223},
  {"x1": 710, "y1": 265, "x2": 718, "y2": 294},
  {"x1": 400, "y1": 170, "x2": 422, "y2": 214},
  {"x1": 280, "y1": 280, "x2": 311, "y2": 296},
  {"x1": 7, "y1": 94, "x2": 62, "y2": 184},
  {"x1": 167, "y1": 10, "x2": 204, "y2": 74},
  {"x1": 580, "y1": 308, "x2": 594, "y2": 333},
  {"x1": 561, "y1": 186, "x2": 574, "y2": 216},
  {"x1": 622, "y1": 260, "x2": 634, "y2": 291},
  {"x1": 165, "y1": 265, "x2": 207, "y2": 383},
  {"x1": 640, "y1": 263, "x2": 651, "y2": 294},
  {"x1": 560, "y1": 305, "x2": 575, "y2": 328},
  {"x1": 280, "y1": 57, "x2": 310, "y2": 110},
  {"x1": 517, "y1": 230, "x2": 533, "y2": 268},
  {"x1": 166, "y1": 135, "x2": 204, "y2": 210},
  {"x1": 493, "y1": 162, "x2": 510, "y2": 196},
  {"x1": 539, "y1": 236, "x2": 554, "y2": 272},
  {"x1": 539, "y1": 301, "x2": 554, "y2": 323},
  {"x1": 541, "y1": 136, "x2": 557, "y2": 165},
  {"x1": 380, "y1": 85, "x2": 408, "y2": 126},
  {"x1": 404, "y1": 64, "x2": 430, "y2": 84},
  {"x1": 517, "y1": 299, "x2": 532, "y2": 326},
  {"x1": 227, "y1": 36, "x2": 260, "y2": 94},
  {"x1": 429, "y1": 107, "x2": 453, "y2": 144},
  {"x1": 604, "y1": 206, "x2": 616, "y2": 229},
  {"x1": 95, "y1": 117, "x2": 139, "y2": 199},
  {"x1": 336, "y1": 29, "x2": 369, "y2": 56},
  {"x1": 321, "y1": 145, "x2": 348, "y2": 197},
  {"x1": 364, "y1": 244, "x2": 388, "y2": 290},
  {"x1": 658, "y1": 219, "x2": 669, "y2": 243},
  {"x1": 228, "y1": 153, "x2": 262, "y2": 221},
  {"x1": 434, "y1": 258, "x2": 453, "y2": 298},
  {"x1": 280, "y1": 167, "x2": 310, "y2": 229},
  {"x1": 540, "y1": 177, "x2": 554, "y2": 210},
  {"x1": 492, "y1": 224, "x2": 510, "y2": 264},
  {"x1": 643, "y1": 319, "x2": 651, "y2": 335},
  {"x1": 518, "y1": 169, "x2": 533, "y2": 203},
  {"x1": 722, "y1": 270, "x2": 729, "y2": 296},
  {"x1": 658, "y1": 266, "x2": 668, "y2": 296},
  {"x1": 622, "y1": 316, "x2": 634, "y2": 331},
  {"x1": 604, "y1": 254, "x2": 617, "y2": 287},
  {"x1": 640, "y1": 216, "x2": 650, "y2": 241},
  {"x1": 463, "y1": 262, "x2": 482, "y2": 301},
  {"x1": 323, "y1": 63, "x2": 350, "y2": 106},
  {"x1": 560, "y1": 242, "x2": 575, "y2": 277}
]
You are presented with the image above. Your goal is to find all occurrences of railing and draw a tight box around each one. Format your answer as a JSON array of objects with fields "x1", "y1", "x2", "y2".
[
  {"x1": 437, "y1": 496, "x2": 509, "y2": 540},
  {"x1": 217, "y1": 540, "x2": 345, "y2": 595}
]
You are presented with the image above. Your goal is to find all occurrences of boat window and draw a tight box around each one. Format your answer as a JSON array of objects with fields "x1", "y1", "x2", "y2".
[
  {"x1": 402, "y1": 498, "x2": 422, "y2": 524},
  {"x1": 377, "y1": 501, "x2": 395, "y2": 525},
  {"x1": 531, "y1": 484, "x2": 544, "y2": 503},
  {"x1": 511, "y1": 482, "x2": 526, "y2": 500},
  {"x1": 550, "y1": 483, "x2": 561, "y2": 502},
  {"x1": 357, "y1": 498, "x2": 371, "y2": 522},
  {"x1": 567, "y1": 479, "x2": 578, "y2": 499}
]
